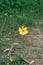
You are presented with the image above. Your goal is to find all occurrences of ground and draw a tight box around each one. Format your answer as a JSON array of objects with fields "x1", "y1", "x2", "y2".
[{"x1": 14, "y1": 29, "x2": 43, "y2": 65}]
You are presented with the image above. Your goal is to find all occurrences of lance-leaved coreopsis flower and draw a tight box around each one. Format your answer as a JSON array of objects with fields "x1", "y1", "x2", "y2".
[
  {"x1": 9, "y1": 57, "x2": 14, "y2": 62},
  {"x1": 18, "y1": 26, "x2": 28, "y2": 35}
]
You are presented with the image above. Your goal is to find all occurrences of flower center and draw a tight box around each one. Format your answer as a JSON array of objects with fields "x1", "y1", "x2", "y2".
[{"x1": 22, "y1": 29, "x2": 24, "y2": 32}]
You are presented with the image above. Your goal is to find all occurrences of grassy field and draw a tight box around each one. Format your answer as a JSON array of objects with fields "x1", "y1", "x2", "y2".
[{"x1": 0, "y1": 0, "x2": 43, "y2": 65}]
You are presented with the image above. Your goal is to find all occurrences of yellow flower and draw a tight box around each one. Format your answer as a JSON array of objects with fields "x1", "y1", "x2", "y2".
[
  {"x1": 9, "y1": 57, "x2": 14, "y2": 62},
  {"x1": 18, "y1": 26, "x2": 28, "y2": 35}
]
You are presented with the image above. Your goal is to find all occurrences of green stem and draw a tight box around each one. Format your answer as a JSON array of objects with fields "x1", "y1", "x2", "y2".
[{"x1": 0, "y1": 17, "x2": 7, "y2": 34}]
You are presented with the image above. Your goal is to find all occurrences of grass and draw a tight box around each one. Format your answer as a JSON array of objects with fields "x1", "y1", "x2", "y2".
[{"x1": 0, "y1": 0, "x2": 43, "y2": 65}]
